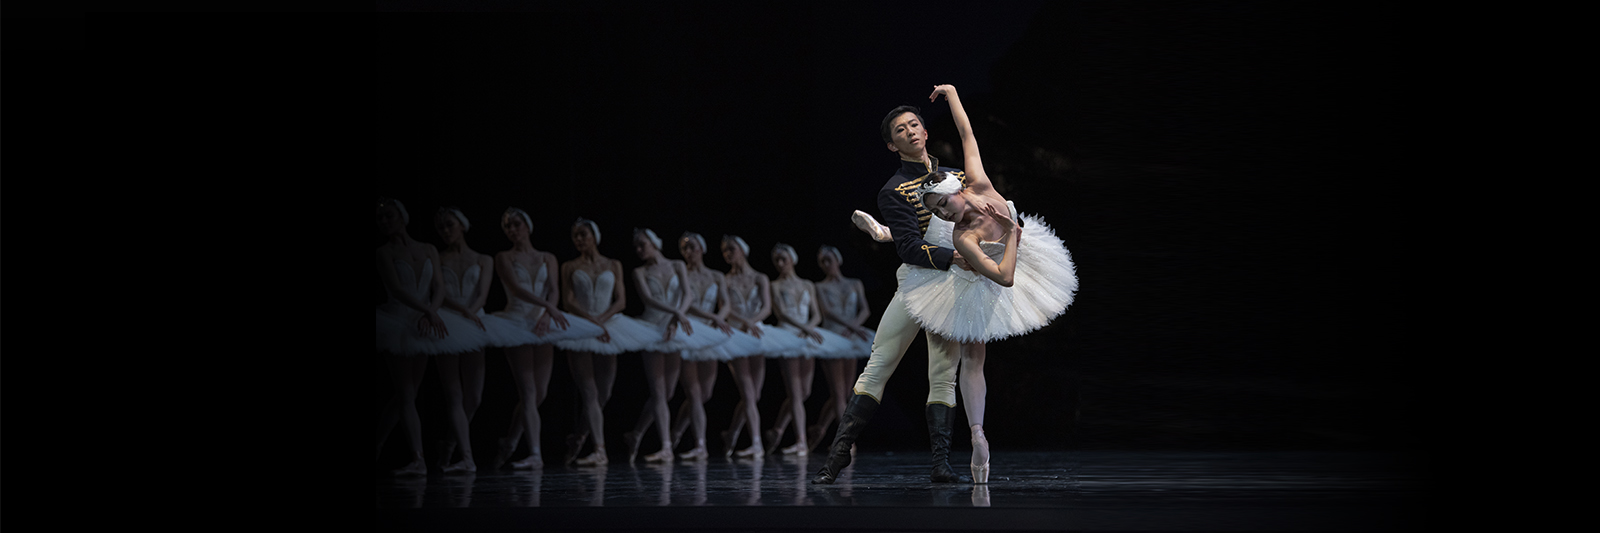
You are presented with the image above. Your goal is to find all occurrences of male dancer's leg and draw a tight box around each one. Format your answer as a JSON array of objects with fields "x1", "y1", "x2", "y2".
[
  {"x1": 924, "y1": 331, "x2": 971, "y2": 482},
  {"x1": 817, "y1": 268, "x2": 921, "y2": 484}
]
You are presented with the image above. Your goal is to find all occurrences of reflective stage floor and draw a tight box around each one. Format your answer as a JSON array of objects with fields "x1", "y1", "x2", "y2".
[{"x1": 375, "y1": 450, "x2": 1425, "y2": 532}]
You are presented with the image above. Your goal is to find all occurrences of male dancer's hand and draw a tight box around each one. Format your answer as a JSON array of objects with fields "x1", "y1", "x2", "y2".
[{"x1": 952, "y1": 251, "x2": 974, "y2": 271}]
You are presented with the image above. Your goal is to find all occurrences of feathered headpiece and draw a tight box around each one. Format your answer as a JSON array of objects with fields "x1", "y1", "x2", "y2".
[
  {"x1": 817, "y1": 245, "x2": 842, "y2": 263},
  {"x1": 574, "y1": 218, "x2": 602, "y2": 243},
  {"x1": 439, "y1": 206, "x2": 470, "y2": 231},
  {"x1": 680, "y1": 232, "x2": 707, "y2": 251},
  {"x1": 914, "y1": 172, "x2": 964, "y2": 198},
  {"x1": 503, "y1": 207, "x2": 533, "y2": 232},
  {"x1": 634, "y1": 227, "x2": 662, "y2": 250},
  {"x1": 772, "y1": 243, "x2": 798, "y2": 263},
  {"x1": 379, "y1": 197, "x2": 410, "y2": 225},
  {"x1": 723, "y1": 235, "x2": 750, "y2": 256}
]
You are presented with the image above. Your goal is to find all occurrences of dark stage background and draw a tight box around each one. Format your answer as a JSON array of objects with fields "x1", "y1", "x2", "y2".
[{"x1": 375, "y1": 2, "x2": 1411, "y2": 463}]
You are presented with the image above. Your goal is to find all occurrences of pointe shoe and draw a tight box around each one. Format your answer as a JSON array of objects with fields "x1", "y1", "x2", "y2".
[
  {"x1": 623, "y1": 430, "x2": 644, "y2": 464},
  {"x1": 392, "y1": 459, "x2": 427, "y2": 477},
  {"x1": 442, "y1": 459, "x2": 477, "y2": 475},
  {"x1": 852, "y1": 210, "x2": 894, "y2": 243},
  {"x1": 971, "y1": 424, "x2": 990, "y2": 485},
  {"x1": 779, "y1": 443, "x2": 808, "y2": 457},
  {"x1": 436, "y1": 439, "x2": 457, "y2": 469},
  {"x1": 643, "y1": 449, "x2": 673, "y2": 463},
  {"x1": 678, "y1": 447, "x2": 709, "y2": 461},
  {"x1": 806, "y1": 424, "x2": 828, "y2": 453},
  {"x1": 735, "y1": 439, "x2": 765, "y2": 459},
  {"x1": 575, "y1": 449, "x2": 609, "y2": 467},
  {"x1": 492, "y1": 437, "x2": 517, "y2": 470},
  {"x1": 509, "y1": 454, "x2": 544, "y2": 470}
]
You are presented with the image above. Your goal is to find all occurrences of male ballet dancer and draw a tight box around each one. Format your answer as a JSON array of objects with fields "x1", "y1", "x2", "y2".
[{"x1": 813, "y1": 104, "x2": 973, "y2": 484}]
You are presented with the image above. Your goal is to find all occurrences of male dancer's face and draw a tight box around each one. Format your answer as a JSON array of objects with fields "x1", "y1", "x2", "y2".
[{"x1": 885, "y1": 112, "x2": 928, "y2": 160}]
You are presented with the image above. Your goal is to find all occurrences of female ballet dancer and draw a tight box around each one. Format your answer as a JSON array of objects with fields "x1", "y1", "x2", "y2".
[
  {"x1": 375, "y1": 198, "x2": 489, "y2": 476},
  {"x1": 669, "y1": 232, "x2": 763, "y2": 460},
  {"x1": 486, "y1": 207, "x2": 606, "y2": 470},
  {"x1": 432, "y1": 206, "x2": 542, "y2": 472},
  {"x1": 553, "y1": 218, "x2": 661, "y2": 466},
  {"x1": 853, "y1": 84, "x2": 1078, "y2": 483},
  {"x1": 807, "y1": 245, "x2": 875, "y2": 452},
  {"x1": 619, "y1": 227, "x2": 730, "y2": 463},
  {"x1": 717, "y1": 235, "x2": 809, "y2": 458},
  {"x1": 763, "y1": 243, "x2": 857, "y2": 456}
]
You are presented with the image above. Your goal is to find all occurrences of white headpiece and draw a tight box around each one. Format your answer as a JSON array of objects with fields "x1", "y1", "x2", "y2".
[
  {"x1": 635, "y1": 227, "x2": 662, "y2": 250},
  {"x1": 680, "y1": 232, "x2": 707, "y2": 252},
  {"x1": 723, "y1": 235, "x2": 749, "y2": 256},
  {"x1": 574, "y1": 218, "x2": 602, "y2": 243},
  {"x1": 772, "y1": 243, "x2": 798, "y2": 263},
  {"x1": 440, "y1": 207, "x2": 470, "y2": 231},
  {"x1": 503, "y1": 207, "x2": 532, "y2": 232},
  {"x1": 380, "y1": 198, "x2": 410, "y2": 225},
  {"x1": 817, "y1": 245, "x2": 842, "y2": 262},
  {"x1": 916, "y1": 172, "x2": 964, "y2": 197}
]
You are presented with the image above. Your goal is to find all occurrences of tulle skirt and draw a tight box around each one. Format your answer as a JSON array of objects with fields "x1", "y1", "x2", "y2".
[
  {"x1": 821, "y1": 324, "x2": 874, "y2": 359},
  {"x1": 489, "y1": 307, "x2": 607, "y2": 345},
  {"x1": 376, "y1": 304, "x2": 490, "y2": 357},
  {"x1": 900, "y1": 212, "x2": 1078, "y2": 344},
  {"x1": 553, "y1": 314, "x2": 661, "y2": 355},
  {"x1": 682, "y1": 317, "x2": 763, "y2": 361},
  {"x1": 635, "y1": 309, "x2": 731, "y2": 353},
  {"x1": 738, "y1": 323, "x2": 809, "y2": 358},
  {"x1": 780, "y1": 325, "x2": 860, "y2": 359}
]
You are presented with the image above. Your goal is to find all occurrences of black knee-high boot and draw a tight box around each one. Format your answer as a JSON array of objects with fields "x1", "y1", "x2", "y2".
[
  {"x1": 811, "y1": 394, "x2": 879, "y2": 484},
  {"x1": 927, "y1": 403, "x2": 972, "y2": 483}
]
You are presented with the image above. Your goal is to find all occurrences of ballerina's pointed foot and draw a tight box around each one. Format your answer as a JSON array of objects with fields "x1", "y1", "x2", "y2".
[
  {"x1": 762, "y1": 429, "x2": 782, "y2": 455},
  {"x1": 643, "y1": 449, "x2": 674, "y2": 463},
  {"x1": 678, "y1": 447, "x2": 709, "y2": 461},
  {"x1": 735, "y1": 441, "x2": 765, "y2": 459},
  {"x1": 575, "y1": 449, "x2": 609, "y2": 467},
  {"x1": 971, "y1": 424, "x2": 990, "y2": 484},
  {"x1": 442, "y1": 458, "x2": 477, "y2": 475},
  {"x1": 509, "y1": 454, "x2": 544, "y2": 470},
  {"x1": 780, "y1": 443, "x2": 808, "y2": 457},
  {"x1": 806, "y1": 424, "x2": 827, "y2": 453},
  {"x1": 392, "y1": 459, "x2": 427, "y2": 477},
  {"x1": 852, "y1": 210, "x2": 894, "y2": 242},
  {"x1": 720, "y1": 430, "x2": 737, "y2": 458},
  {"x1": 436, "y1": 439, "x2": 458, "y2": 469},
  {"x1": 492, "y1": 437, "x2": 517, "y2": 470}
]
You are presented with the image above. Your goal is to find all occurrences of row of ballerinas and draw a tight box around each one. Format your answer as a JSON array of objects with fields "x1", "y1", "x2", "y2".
[{"x1": 376, "y1": 198, "x2": 878, "y2": 475}]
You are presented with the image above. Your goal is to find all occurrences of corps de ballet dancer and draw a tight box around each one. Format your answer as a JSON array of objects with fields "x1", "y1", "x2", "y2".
[
  {"x1": 807, "y1": 245, "x2": 875, "y2": 452},
  {"x1": 619, "y1": 227, "x2": 730, "y2": 463},
  {"x1": 763, "y1": 243, "x2": 857, "y2": 456},
  {"x1": 486, "y1": 207, "x2": 606, "y2": 470},
  {"x1": 375, "y1": 198, "x2": 490, "y2": 476},
  {"x1": 431, "y1": 206, "x2": 546, "y2": 473},
  {"x1": 852, "y1": 84, "x2": 1079, "y2": 483},
  {"x1": 718, "y1": 235, "x2": 809, "y2": 458},
  {"x1": 668, "y1": 232, "x2": 764, "y2": 461},
  {"x1": 553, "y1": 218, "x2": 661, "y2": 466}
]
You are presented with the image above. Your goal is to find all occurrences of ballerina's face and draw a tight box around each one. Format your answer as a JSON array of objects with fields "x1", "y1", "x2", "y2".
[
  {"x1": 571, "y1": 224, "x2": 597, "y2": 253},
  {"x1": 924, "y1": 191, "x2": 968, "y2": 222},
  {"x1": 721, "y1": 241, "x2": 745, "y2": 266},
  {"x1": 633, "y1": 234, "x2": 659, "y2": 260},
  {"x1": 502, "y1": 215, "x2": 529, "y2": 243},
  {"x1": 679, "y1": 238, "x2": 703, "y2": 263},
  {"x1": 435, "y1": 214, "x2": 464, "y2": 244},
  {"x1": 818, "y1": 252, "x2": 840, "y2": 274},
  {"x1": 377, "y1": 204, "x2": 406, "y2": 236},
  {"x1": 772, "y1": 251, "x2": 794, "y2": 272}
]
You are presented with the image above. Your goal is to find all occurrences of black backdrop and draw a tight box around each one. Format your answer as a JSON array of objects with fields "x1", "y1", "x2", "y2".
[{"x1": 374, "y1": 2, "x2": 1411, "y2": 460}]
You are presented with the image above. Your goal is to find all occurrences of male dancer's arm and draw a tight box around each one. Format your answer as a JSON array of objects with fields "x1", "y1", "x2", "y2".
[{"x1": 879, "y1": 187, "x2": 954, "y2": 270}]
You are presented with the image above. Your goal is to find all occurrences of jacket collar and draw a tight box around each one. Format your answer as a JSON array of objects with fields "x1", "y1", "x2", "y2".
[{"x1": 898, "y1": 154, "x2": 941, "y2": 179}]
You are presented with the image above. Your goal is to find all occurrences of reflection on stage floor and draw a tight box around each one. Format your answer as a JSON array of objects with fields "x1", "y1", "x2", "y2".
[{"x1": 376, "y1": 450, "x2": 1422, "y2": 531}]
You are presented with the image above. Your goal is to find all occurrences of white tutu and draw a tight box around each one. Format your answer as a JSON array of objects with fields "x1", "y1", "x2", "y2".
[
  {"x1": 554, "y1": 314, "x2": 661, "y2": 355},
  {"x1": 900, "y1": 209, "x2": 1078, "y2": 344},
  {"x1": 633, "y1": 271, "x2": 732, "y2": 353},
  {"x1": 376, "y1": 258, "x2": 491, "y2": 356},
  {"x1": 746, "y1": 323, "x2": 810, "y2": 358},
  {"x1": 780, "y1": 324, "x2": 859, "y2": 359},
  {"x1": 821, "y1": 324, "x2": 875, "y2": 358},
  {"x1": 489, "y1": 308, "x2": 606, "y2": 344},
  {"x1": 682, "y1": 317, "x2": 762, "y2": 361}
]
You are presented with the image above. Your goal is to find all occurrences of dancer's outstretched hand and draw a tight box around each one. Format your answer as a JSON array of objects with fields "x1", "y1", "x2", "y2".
[{"x1": 929, "y1": 84, "x2": 957, "y2": 102}]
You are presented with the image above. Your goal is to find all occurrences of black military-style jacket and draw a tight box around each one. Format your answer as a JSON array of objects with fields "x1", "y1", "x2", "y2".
[{"x1": 877, "y1": 154, "x2": 969, "y2": 270}]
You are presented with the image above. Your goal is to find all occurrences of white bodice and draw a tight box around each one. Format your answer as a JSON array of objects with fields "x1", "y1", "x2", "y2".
[
  {"x1": 774, "y1": 282, "x2": 811, "y2": 323},
  {"x1": 640, "y1": 273, "x2": 682, "y2": 325},
  {"x1": 504, "y1": 262, "x2": 550, "y2": 315},
  {"x1": 692, "y1": 283, "x2": 718, "y2": 313},
  {"x1": 442, "y1": 262, "x2": 480, "y2": 307},
  {"x1": 817, "y1": 284, "x2": 858, "y2": 326},
  {"x1": 570, "y1": 269, "x2": 616, "y2": 316},
  {"x1": 727, "y1": 283, "x2": 762, "y2": 319},
  {"x1": 385, "y1": 258, "x2": 433, "y2": 306}
]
